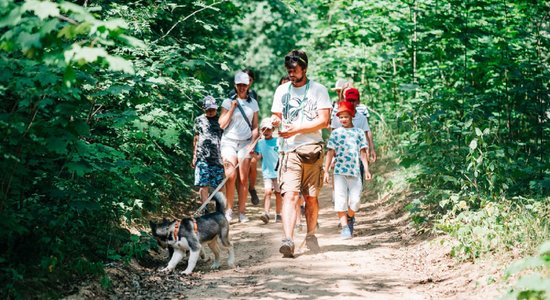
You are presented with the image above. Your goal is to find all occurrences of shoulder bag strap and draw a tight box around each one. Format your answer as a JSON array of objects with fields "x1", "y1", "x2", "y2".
[{"x1": 236, "y1": 101, "x2": 252, "y2": 130}]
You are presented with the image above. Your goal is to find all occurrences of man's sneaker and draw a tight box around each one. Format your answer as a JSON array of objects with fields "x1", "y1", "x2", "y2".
[
  {"x1": 259, "y1": 212, "x2": 270, "y2": 224},
  {"x1": 249, "y1": 189, "x2": 260, "y2": 205},
  {"x1": 341, "y1": 226, "x2": 352, "y2": 240},
  {"x1": 239, "y1": 213, "x2": 249, "y2": 223},
  {"x1": 225, "y1": 209, "x2": 233, "y2": 223},
  {"x1": 275, "y1": 214, "x2": 282, "y2": 223},
  {"x1": 305, "y1": 235, "x2": 321, "y2": 253},
  {"x1": 279, "y1": 238, "x2": 295, "y2": 258},
  {"x1": 347, "y1": 215, "x2": 355, "y2": 236}
]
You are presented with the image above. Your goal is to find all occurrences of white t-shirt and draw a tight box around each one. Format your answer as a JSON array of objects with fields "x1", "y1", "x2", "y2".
[
  {"x1": 221, "y1": 97, "x2": 259, "y2": 140},
  {"x1": 331, "y1": 102, "x2": 371, "y2": 132},
  {"x1": 356, "y1": 104, "x2": 369, "y2": 118},
  {"x1": 272, "y1": 80, "x2": 331, "y2": 152}
]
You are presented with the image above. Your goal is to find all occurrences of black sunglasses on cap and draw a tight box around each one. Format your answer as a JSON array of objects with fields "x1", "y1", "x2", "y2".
[{"x1": 284, "y1": 55, "x2": 307, "y2": 65}]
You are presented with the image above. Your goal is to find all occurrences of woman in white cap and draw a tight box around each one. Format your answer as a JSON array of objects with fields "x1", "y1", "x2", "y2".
[{"x1": 219, "y1": 71, "x2": 259, "y2": 223}]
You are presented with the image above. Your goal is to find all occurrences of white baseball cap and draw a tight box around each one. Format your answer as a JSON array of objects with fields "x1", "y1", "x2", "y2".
[
  {"x1": 332, "y1": 79, "x2": 348, "y2": 91},
  {"x1": 260, "y1": 118, "x2": 273, "y2": 129},
  {"x1": 234, "y1": 71, "x2": 250, "y2": 85}
]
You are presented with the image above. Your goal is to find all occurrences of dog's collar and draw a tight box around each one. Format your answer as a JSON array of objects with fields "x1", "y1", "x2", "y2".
[{"x1": 172, "y1": 220, "x2": 181, "y2": 241}]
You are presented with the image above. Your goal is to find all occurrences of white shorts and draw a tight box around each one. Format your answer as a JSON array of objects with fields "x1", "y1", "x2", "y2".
[
  {"x1": 333, "y1": 174, "x2": 362, "y2": 212},
  {"x1": 263, "y1": 178, "x2": 281, "y2": 193},
  {"x1": 220, "y1": 136, "x2": 251, "y2": 161}
]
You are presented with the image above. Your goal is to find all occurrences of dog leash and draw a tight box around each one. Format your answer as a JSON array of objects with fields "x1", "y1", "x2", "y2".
[{"x1": 192, "y1": 127, "x2": 269, "y2": 217}]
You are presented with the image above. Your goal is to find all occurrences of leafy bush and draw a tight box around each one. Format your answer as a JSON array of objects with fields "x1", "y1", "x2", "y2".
[
  {"x1": 0, "y1": 0, "x2": 242, "y2": 298},
  {"x1": 436, "y1": 198, "x2": 549, "y2": 260},
  {"x1": 503, "y1": 241, "x2": 550, "y2": 300}
]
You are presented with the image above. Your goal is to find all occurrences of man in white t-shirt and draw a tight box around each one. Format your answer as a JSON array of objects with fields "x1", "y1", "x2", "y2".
[{"x1": 271, "y1": 50, "x2": 331, "y2": 257}]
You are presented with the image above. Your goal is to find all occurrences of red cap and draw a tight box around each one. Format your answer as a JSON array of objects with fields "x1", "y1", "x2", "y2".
[
  {"x1": 344, "y1": 88, "x2": 360, "y2": 101},
  {"x1": 336, "y1": 101, "x2": 355, "y2": 117}
]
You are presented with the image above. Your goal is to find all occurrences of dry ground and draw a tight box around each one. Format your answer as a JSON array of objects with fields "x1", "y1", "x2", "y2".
[{"x1": 68, "y1": 173, "x2": 508, "y2": 299}]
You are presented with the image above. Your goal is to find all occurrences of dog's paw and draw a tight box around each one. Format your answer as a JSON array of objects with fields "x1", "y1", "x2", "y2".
[
  {"x1": 180, "y1": 269, "x2": 193, "y2": 275},
  {"x1": 210, "y1": 261, "x2": 221, "y2": 270},
  {"x1": 227, "y1": 259, "x2": 235, "y2": 268},
  {"x1": 159, "y1": 267, "x2": 173, "y2": 273}
]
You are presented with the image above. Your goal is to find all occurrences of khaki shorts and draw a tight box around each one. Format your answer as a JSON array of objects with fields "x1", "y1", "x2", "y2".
[{"x1": 279, "y1": 149, "x2": 324, "y2": 197}]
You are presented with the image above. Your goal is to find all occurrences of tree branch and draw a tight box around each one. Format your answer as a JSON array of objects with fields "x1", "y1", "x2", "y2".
[{"x1": 153, "y1": 0, "x2": 228, "y2": 43}]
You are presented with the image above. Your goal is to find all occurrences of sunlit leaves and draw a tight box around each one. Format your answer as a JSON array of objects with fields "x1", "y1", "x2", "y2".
[{"x1": 22, "y1": 0, "x2": 60, "y2": 20}]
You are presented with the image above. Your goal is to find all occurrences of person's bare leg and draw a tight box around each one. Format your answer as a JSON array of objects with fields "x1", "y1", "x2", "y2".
[
  {"x1": 282, "y1": 191, "x2": 299, "y2": 240},
  {"x1": 304, "y1": 195, "x2": 319, "y2": 235},
  {"x1": 199, "y1": 186, "x2": 209, "y2": 203},
  {"x1": 338, "y1": 211, "x2": 348, "y2": 227},
  {"x1": 237, "y1": 158, "x2": 250, "y2": 214},
  {"x1": 275, "y1": 192, "x2": 282, "y2": 215},
  {"x1": 263, "y1": 189, "x2": 272, "y2": 213},
  {"x1": 249, "y1": 156, "x2": 258, "y2": 190},
  {"x1": 223, "y1": 159, "x2": 237, "y2": 212}
]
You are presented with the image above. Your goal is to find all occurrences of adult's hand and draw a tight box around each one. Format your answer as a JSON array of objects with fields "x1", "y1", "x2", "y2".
[
  {"x1": 191, "y1": 156, "x2": 197, "y2": 168},
  {"x1": 323, "y1": 172, "x2": 331, "y2": 184},
  {"x1": 271, "y1": 115, "x2": 281, "y2": 127},
  {"x1": 278, "y1": 124, "x2": 300, "y2": 138},
  {"x1": 370, "y1": 149, "x2": 377, "y2": 162}
]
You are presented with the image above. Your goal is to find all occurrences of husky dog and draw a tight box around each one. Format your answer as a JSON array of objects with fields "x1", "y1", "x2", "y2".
[{"x1": 150, "y1": 192, "x2": 235, "y2": 275}]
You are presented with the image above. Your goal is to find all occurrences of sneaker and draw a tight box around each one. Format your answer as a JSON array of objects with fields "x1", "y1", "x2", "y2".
[
  {"x1": 259, "y1": 212, "x2": 270, "y2": 224},
  {"x1": 249, "y1": 189, "x2": 260, "y2": 205},
  {"x1": 279, "y1": 238, "x2": 295, "y2": 258},
  {"x1": 225, "y1": 209, "x2": 233, "y2": 223},
  {"x1": 239, "y1": 213, "x2": 249, "y2": 223},
  {"x1": 347, "y1": 215, "x2": 355, "y2": 236},
  {"x1": 275, "y1": 214, "x2": 282, "y2": 223},
  {"x1": 341, "y1": 226, "x2": 352, "y2": 239},
  {"x1": 305, "y1": 235, "x2": 321, "y2": 253}
]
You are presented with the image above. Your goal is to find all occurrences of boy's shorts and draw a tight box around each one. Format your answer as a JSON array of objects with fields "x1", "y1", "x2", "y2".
[
  {"x1": 333, "y1": 174, "x2": 362, "y2": 212},
  {"x1": 279, "y1": 151, "x2": 324, "y2": 197},
  {"x1": 194, "y1": 160, "x2": 224, "y2": 187},
  {"x1": 220, "y1": 136, "x2": 251, "y2": 161},
  {"x1": 263, "y1": 177, "x2": 281, "y2": 193}
]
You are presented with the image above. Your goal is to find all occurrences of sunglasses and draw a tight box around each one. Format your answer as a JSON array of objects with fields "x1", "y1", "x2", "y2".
[{"x1": 285, "y1": 55, "x2": 306, "y2": 65}]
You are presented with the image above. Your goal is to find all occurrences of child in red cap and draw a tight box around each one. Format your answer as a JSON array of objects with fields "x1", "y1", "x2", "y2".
[{"x1": 323, "y1": 101, "x2": 372, "y2": 239}]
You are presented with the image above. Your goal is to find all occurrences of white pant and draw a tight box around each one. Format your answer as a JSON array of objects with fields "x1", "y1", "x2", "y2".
[{"x1": 333, "y1": 174, "x2": 362, "y2": 212}]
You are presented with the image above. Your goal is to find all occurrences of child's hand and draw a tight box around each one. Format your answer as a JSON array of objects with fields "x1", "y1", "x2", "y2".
[
  {"x1": 323, "y1": 172, "x2": 330, "y2": 184},
  {"x1": 191, "y1": 157, "x2": 197, "y2": 168},
  {"x1": 364, "y1": 170, "x2": 372, "y2": 180},
  {"x1": 231, "y1": 100, "x2": 238, "y2": 108}
]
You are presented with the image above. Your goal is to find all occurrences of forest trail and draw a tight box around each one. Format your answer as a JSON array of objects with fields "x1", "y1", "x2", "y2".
[{"x1": 71, "y1": 168, "x2": 505, "y2": 299}]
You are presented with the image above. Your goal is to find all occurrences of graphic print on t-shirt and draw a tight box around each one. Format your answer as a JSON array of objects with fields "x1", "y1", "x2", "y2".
[{"x1": 282, "y1": 85, "x2": 318, "y2": 124}]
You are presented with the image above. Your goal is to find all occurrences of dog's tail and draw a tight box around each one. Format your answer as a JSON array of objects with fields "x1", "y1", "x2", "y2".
[{"x1": 211, "y1": 192, "x2": 227, "y2": 214}]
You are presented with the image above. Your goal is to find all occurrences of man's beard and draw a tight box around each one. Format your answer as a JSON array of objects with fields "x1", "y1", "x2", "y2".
[{"x1": 291, "y1": 75, "x2": 306, "y2": 85}]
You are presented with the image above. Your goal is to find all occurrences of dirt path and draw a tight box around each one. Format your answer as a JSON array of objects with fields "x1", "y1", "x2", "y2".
[{"x1": 72, "y1": 174, "x2": 506, "y2": 300}]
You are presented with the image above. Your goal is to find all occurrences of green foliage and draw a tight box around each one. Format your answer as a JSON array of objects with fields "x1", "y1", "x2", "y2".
[
  {"x1": 0, "y1": 0, "x2": 243, "y2": 298},
  {"x1": 503, "y1": 241, "x2": 550, "y2": 300},
  {"x1": 436, "y1": 197, "x2": 549, "y2": 260}
]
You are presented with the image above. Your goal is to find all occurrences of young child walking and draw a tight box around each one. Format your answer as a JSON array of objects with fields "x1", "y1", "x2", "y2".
[
  {"x1": 192, "y1": 96, "x2": 224, "y2": 204},
  {"x1": 255, "y1": 118, "x2": 282, "y2": 224},
  {"x1": 323, "y1": 101, "x2": 372, "y2": 239}
]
